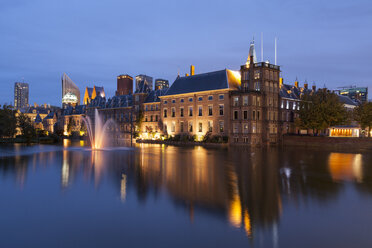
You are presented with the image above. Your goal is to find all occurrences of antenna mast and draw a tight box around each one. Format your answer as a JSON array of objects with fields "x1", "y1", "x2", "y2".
[
  {"x1": 261, "y1": 32, "x2": 263, "y2": 62},
  {"x1": 274, "y1": 37, "x2": 277, "y2": 65}
]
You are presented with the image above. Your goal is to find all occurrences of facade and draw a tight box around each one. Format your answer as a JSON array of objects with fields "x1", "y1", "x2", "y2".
[
  {"x1": 338, "y1": 87, "x2": 368, "y2": 104},
  {"x1": 62, "y1": 73, "x2": 80, "y2": 108},
  {"x1": 154, "y1": 79, "x2": 169, "y2": 90},
  {"x1": 83, "y1": 86, "x2": 105, "y2": 105},
  {"x1": 159, "y1": 69, "x2": 240, "y2": 141},
  {"x1": 14, "y1": 82, "x2": 29, "y2": 109},
  {"x1": 116, "y1": 74, "x2": 133, "y2": 96},
  {"x1": 141, "y1": 89, "x2": 168, "y2": 139},
  {"x1": 135, "y1": 74, "x2": 153, "y2": 93}
]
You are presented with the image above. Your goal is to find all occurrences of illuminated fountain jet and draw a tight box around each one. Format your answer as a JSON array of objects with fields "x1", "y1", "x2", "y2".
[{"x1": 82, "y1": 109, "x2": 116, "y2": 149}]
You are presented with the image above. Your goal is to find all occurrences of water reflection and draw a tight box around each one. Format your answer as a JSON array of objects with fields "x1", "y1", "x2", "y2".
[{"x1": 0, "y1": 144, "x2": 371, "y2": 245}]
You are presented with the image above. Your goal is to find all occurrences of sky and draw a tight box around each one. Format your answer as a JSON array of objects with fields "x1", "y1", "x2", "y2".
[{"x1": 1, "y1": 0, "x2": 371, "y2": 106}]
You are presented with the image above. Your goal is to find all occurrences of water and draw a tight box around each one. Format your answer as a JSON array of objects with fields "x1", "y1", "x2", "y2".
[{"x1": 0, "y1": 142, "x2": 372, "y2": 248}]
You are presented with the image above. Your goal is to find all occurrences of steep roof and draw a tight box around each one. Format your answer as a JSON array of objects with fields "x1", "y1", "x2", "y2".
[
  {"x1": 164, "y1": 69, "x2": 240, "y2": 96},
  {"x1": 144, "y1": 89, "x2": 168, "y2": 103},
  {"x1": 338, "y1": 95, "x2": 357, "y2": 106}
]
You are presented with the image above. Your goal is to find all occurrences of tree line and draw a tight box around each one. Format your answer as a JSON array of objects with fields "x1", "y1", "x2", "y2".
[{"x1": 295, "y1": 89, "x2": 372, "y2": 136}]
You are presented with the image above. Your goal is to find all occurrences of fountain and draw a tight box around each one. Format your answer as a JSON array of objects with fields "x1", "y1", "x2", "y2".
[{"x1": 82, "y1": 109, "x2": 117, "y2": 149}]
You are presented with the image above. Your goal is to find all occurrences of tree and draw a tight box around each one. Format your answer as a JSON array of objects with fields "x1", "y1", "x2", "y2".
[
  {"x1": 354, "y1": 102, "x2": 372, "y2": 137},
  {"x1": 135, "y1": 110, "x2": 144, "y2": 132},
  {"x1": 18, "y1": 113, "x2": 37, "y2": 143},
  {"x1": 295, "y1": 89, "x2": 347, "y2": 134},
  {"x1": 0, "y1": 105, "x2": 17, "y2": 138}
]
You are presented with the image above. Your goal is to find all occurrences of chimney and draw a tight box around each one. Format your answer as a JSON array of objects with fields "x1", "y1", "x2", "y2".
[
  {"x1": 185, "y1": 73, "x2": 189, "y2": 77},
  {"x1": 279, "y1": 78, "x2": 283, "y2": 88},
  {"x1": 190, "y1": 65, "x2": 195, "y2": 76},
  {"x1": 304, "y1": 83, "x2": 308, "y2": 89}
]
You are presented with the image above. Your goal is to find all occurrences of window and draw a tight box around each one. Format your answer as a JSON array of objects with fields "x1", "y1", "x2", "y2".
[
  {"x1": 180, "y1": 121, "x2": 184, "y2": 132},
  {"x1": 257, "y1": 111, "x2": 260, "y2": 120},
  {"x1": 243, "y1": 110, "x2": 248, "y2": 120},
  {"x1": 198, "y1": 106, "x2": 202, "y2": 116},
  {"x1": 145, "y1": 106, "x2": 148, "y2": 111},
  {"x1": 189, "y1": 122, "x2": 193, "y2": 132},
  {"x1": 135, "y1": 95, "x2": 139, "y2": 101},
  {"x1": 252, "y1": 123, "x2": 256, "y2": 133},
  {"x1": 252, "y1": 95, "x2": 256, "y2": 106},
  {"x1": 281, "y1": 100, "x2": 284, "y2": 109},
  {"x1": 171, "y1": 122, "x2": 175, "y2": 132},
  {"x1": 255, "y1": 82, "x2": 260, "y2": 91},
  {"x1": 180, "y1": 107, "x2": 184, "y2": 117},
  {"x1": 164, "y1": 123, "x2": 167, "y2": 132},
  {"x1": 163, "y1": 109, "x2": 167, "y2": 118},
  {"x1": 293, "y1": 102, "x2": 296, "y2": 110},
  {"x1": 243, "y1": 96, "x2": 248, "y2": 106},
  {"x1": 171, "y1": 107, "x2": 175, "y2": 117},
  {"x1": 253, "y1": 110, "x2": 256, "y2": 120},
  {"x1": 189, "y1": 97, "x2": 193, "y2": 102},
  {"x1": 208, "y1": 121, "x2": 213, "y2": 132},
  {"x1": 257, "y1": 97, "x2": 261, "y2": 106},
  {"x1": 164, "y1": 100, "x2": 168, "y2": 104},
  {"x1": 189, "y1": 106, "x2": 193, "y2": 116},
  {"x1": 172, "y1": 99, "x2": 176, "y2": 103},
  {"x1": 254, "y1": 70, "x2": 260, "y2": 79},
  {"x1": 233, "y1": 97, "x2": 239, "y2": 106},
  {"x1": 156, "y1": 104, "x2": 159, "y2": 110},
  {"x1": 286, "y1": 101, "x2": 289, "y2": 109},
  {"x1": 151, "y1": 105, "x2": 154, "y2": 111},
  {"x1": 198, "y1": 122, "x2": 202, "y2": 132},
  {"x1": 208, "y1": 105, "x2": 213, "y2": 116},
  {"x1": 219, "y1": 121, "x2": 224, "y2": 133},
  {"x1": 243, "y1": 71, "x2": 249, "y2": 80},
  {"x1": 234, "y1": 110, "x2": 238, "y2": 120},
  {"x1": 219, "y1": 94, "x2": 224, "y2": 100},
  {"x1": 150, "y1": 115, "x2": 153, "y2": 122},
  {"x1": 155, "y1": 115, "x2": 158, "y2": 121},
  {"x1": 180, "y1": 98, "x2": 184, "y2": 103},
  {"x1": 243, "y1": 124, "x2": 249, "y2": 133},
  {"x1": 198, "y1": 96, "x2": 203, "y2": 101},
  {"x1": 219, "y1": 104, "x2": 224, "y2": 115},
  {"x1": 208, "y1": 95, "x2": 213, "y2": 101},
  {"x1": 233, "y1": 123, "x2": 239, "y2": 134}
]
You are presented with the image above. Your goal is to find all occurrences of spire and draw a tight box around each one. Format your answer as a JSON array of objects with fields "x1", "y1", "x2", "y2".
[{"x1": 246, "y1": 39, "x2": 257, "y2": 67}]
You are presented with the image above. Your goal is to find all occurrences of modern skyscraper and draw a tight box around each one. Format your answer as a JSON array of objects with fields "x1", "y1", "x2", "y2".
[
  {"x1": 62, "y1": 73, "x2": 80, "y2": 108},
  {"x1": 154, "y1": 79, "x2": 169, "y2": 90},
  {"x1": 135, "y1": 74, "x2": 153, "y2": 93},
  {"x1": 338, "y1": 86, "x2": 368, "y2": 104},
  {"x1": 14, "y1": 82, "x2": 29, "y2": 109},
  {"x1": 116, "y1": 74, "x2": 133, "y2": 96}
]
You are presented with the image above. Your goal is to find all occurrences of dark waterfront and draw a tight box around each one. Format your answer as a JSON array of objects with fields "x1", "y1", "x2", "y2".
[{"x1": 0, "y1": 142, "x2": 372, "y2": 248}]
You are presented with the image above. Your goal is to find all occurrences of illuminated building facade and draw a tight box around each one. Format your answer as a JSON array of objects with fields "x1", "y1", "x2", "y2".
[
  {"x1": 159, "y1": 69, "x2": 240, "y2": 141},
  {"x1": 116, "y1": 74, "x2": 133, "y2": 96},
  {"x1": 135, "y1": 74, "x2": 153, "y2": 93},
  {"x1": 62, "y1": 73, "x2": 80, "y2": 108},
  {"x1": 83, "y1": 86, "x2": 105, "y2": 105},
  {"x1": 154, "y1": 79, "x2": 169, "y2": 90},
  {"x1": 14, "y1": 82, "x2": 29, "y2": 109}
]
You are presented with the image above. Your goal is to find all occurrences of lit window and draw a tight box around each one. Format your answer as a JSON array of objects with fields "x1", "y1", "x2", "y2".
[
  {"x1": 198, "y1": 106, "x2": 202, "y2": 116},
  {"x1": 198, "y1": 122, "x2": 203, "y2": 132},
  {"x1": 208, "y1": 105, "x2": 213, "y2": 116}
]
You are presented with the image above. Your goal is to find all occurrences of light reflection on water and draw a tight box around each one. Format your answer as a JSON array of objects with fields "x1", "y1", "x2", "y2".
[{"x1": 0, "y1": 144, "x2": 372, "y2": 247}]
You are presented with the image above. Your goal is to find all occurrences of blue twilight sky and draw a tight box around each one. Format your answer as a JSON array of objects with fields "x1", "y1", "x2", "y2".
[{"x1": 1, "y1": 0, "x2": 371, "y2": 106}]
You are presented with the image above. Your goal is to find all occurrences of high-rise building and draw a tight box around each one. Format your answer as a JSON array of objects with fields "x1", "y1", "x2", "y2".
[
  {"x1": 338, "y1": 87, "x2": 368, "y2": 104},
  {"x1": 62, "y1": 73, "x2": 80, "y2": 108},
  {"x1": 116, "y1": 74, "x2": 133, "y2": 96},
  {"x1": 154, "y1": 79, "x2": 169, "y2": 90},
  {"x1": 135, "y1": 74, "x2": 153, "y2": 93},
  {"x1": 14, "y1": 82, "x2": 29, "y2": 109}
]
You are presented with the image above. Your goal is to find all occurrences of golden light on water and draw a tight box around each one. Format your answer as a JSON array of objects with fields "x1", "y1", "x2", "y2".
[
  {"x1": 243, "y1": 209, "x2": 252, "y2": 237},
  {"x1": 228, "y1": 193, "x2": 242, "y2": 228},
  {"x1": 121, "y1": 174, "x2": 127, "y2": 202},
  {"x1": 328, "y1": 153, "x2": 363, "y2": 182}
]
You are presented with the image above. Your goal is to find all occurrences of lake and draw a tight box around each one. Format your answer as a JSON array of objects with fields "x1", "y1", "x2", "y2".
[{"x1": 0, "y1": 141, "x2": 371, "y2": 248}]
